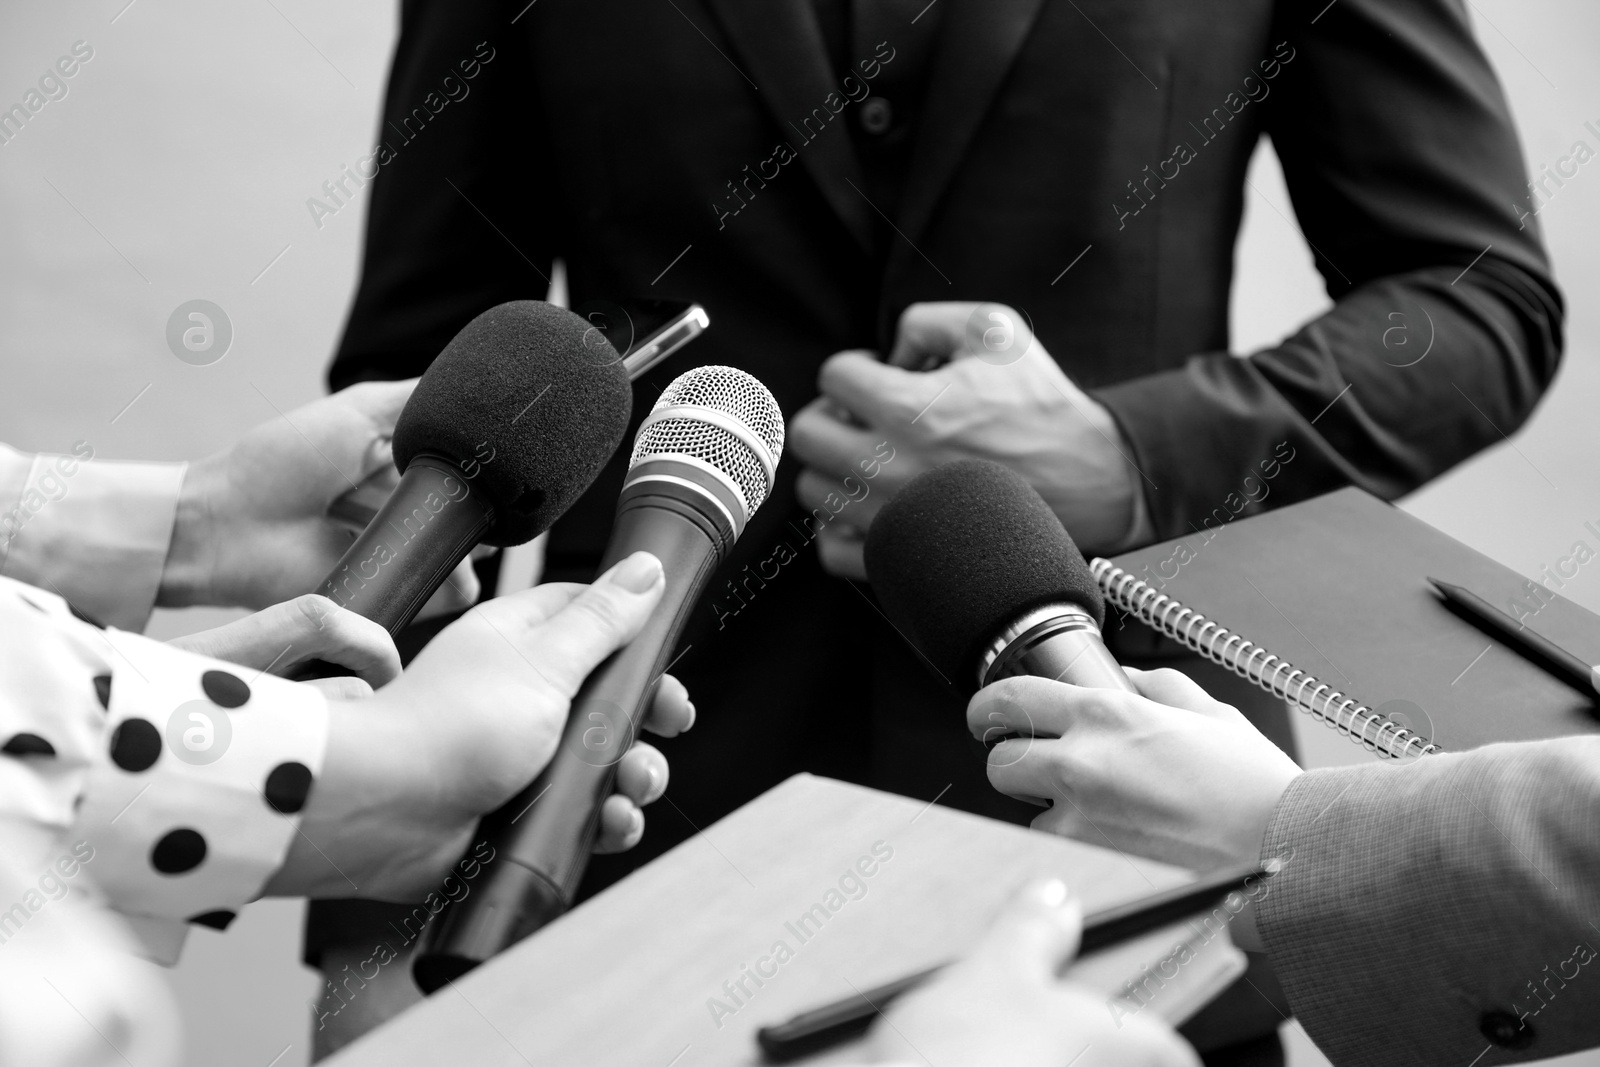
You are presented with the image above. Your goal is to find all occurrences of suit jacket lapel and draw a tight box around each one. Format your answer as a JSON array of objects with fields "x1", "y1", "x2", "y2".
[
  {"x1": 701, "y1": 0, "x2": 877, "y2": 253},
  {"x1": 897, "y1": 0, "x2": 1048, "y2": 248}
]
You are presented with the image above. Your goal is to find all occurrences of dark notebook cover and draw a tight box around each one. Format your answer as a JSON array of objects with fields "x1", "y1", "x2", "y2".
[{"x1": 1110, "y1": 487, "x2": 1600, "y2": 750}]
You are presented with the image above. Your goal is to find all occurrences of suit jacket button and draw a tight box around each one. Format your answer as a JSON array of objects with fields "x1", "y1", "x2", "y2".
[
  {"x1": 1479, "y1": 1010, "x2": 1535, "y2": 1049},
  {"x1": 860, "y1": 97, "x2": 893, "y2": 134}
]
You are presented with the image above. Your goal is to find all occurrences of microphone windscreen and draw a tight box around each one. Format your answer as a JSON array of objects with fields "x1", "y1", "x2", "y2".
[
  {"x1": 864, "y1": 459, "x2": 1104, "y2": 691},
  {"x1": 393, "y1": 301, "x2": 631, "y2": 546}
]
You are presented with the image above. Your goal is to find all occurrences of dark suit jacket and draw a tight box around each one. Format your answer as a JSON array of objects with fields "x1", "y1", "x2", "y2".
[
  {"x1": 330, "y1": 0, "x2": 1561, "y2": 549},
  {"x1": 1259, "y1": 739, "x2": 1600, "y2": 1066}
]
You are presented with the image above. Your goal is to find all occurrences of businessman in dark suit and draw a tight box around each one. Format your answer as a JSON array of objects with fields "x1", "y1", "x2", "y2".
[{"x1": 319, "y1": 0, "x2": 1559, "y2": 1056}]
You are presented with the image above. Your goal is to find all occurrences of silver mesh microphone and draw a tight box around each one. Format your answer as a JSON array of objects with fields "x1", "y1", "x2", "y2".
[
  {"x1": 415, "y1": 365, "x2": 786, "y2": 990},
  {"x1": 626, "y1": 365, "x2": 784, "y2": 538}
]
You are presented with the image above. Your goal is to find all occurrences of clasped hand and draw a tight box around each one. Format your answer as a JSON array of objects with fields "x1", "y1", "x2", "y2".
[{"x1": 789, "y1": 302, "x2": 1146, "y2": 579}]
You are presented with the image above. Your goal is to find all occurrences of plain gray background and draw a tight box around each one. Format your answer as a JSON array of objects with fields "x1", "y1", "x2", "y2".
[{"x1": 0, "y1": 2, "x2": 1595, "y2": 1064}]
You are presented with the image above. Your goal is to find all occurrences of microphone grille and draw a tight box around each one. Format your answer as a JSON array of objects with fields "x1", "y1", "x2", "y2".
[
  {"x1": 656, "y1": 364, "x2": 786, "y2": 458},
  {"x1": 629, "y1": 365, "x2": 785, "y2": 518}
]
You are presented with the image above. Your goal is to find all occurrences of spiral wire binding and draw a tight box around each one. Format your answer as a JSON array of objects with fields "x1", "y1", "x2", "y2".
[{"x1": 1090, "y1": 559, "x2": 1439, "y2": 760}]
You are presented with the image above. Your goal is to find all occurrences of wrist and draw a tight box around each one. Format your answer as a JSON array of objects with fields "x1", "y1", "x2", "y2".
[
  {"x1": 1231, "y1": 807, "x2": 1297, "y2": 954},
  {"x1": 1051, "y1": 397, "x2": 1144, "y2": 554},
  {"x1": 265, "y1": 692, "x2": 465, "y2": 901},
  {"x1": 1235, "y1": 766, "x2": 1300, "y2": 865},
  {"x1": 158, "y1": 457, "x2": 223, "y2": 608},
  {"x1": 1084, "y1": 398, "x2": 1148, "y2": 553}
]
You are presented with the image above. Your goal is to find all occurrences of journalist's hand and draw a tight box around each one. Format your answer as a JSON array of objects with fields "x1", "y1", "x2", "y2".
[
  {"x1": 865, "y1": 879, "x2": 1199, "y2": 1067},
  {"x1": 971, "y1": 668, "x2": 1302, "y2": 871},
  {"x1": 266, "y1": 552, "x2": 692, "y2": 900},
  {"x1": 160, "y1": 380, "x2": 480, "y2": 614}
]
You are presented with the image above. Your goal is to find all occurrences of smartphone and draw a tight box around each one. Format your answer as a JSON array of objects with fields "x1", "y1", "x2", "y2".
[{"x1": 573, "y1": 297, "x2": 710, "y2": 380}]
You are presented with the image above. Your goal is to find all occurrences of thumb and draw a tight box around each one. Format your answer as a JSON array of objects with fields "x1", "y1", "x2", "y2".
[
  {"x1": 964, "y1": 878, "x2": 1083, "y2": 981},
  {"x1": 524, "y1": 552, "x2": 666, "y2": 695},
  {"x1": 887, "y1": 301, "x2": 1036, "y2": 369},
  {"x1": 328, "y1": 378, "x2": 419, "y2": 430},
  {"x1": 303, "y1": 675, "x2": 376, "y2": 700},
  {"x1": 169, "y1": 595, "x2": 401, "y2": 687}
]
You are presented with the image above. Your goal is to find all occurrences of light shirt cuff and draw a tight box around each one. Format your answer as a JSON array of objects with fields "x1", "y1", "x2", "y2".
[{"x1": 0, "y1": 443, "x2": 185, "y2": 632}]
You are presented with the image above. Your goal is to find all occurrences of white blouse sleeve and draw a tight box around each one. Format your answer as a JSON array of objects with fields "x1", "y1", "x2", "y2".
[
  {"x1": 0, "y1": 575, "x2": 329, "y2": 963},
  {"x1": 0, "y1": 442, "x2": 185, "y2": 632}
]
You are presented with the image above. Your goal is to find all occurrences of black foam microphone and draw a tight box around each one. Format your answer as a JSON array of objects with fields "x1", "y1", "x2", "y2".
[
  {"x1": 413, "y1": 365, "x2": 785, "y2": 991},
  {"x1": 304, "y1": 301, "x2": 632, "y2": 649},
  {"x1": 863, "y1": 459, "x2": 1137, "y2": 695}
]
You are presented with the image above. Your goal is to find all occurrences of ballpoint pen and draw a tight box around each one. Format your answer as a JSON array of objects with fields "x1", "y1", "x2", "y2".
[{"x1": 1427, "y1": 577, "x2": 1599, "y2": 696}]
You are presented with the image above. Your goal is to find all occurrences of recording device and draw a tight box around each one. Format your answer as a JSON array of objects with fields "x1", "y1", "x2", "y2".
[
  {"x1": 413, "y1": 365, "x2": 785, "y2": 991},
  {"x1": 295, "y1": 301, "x2": 632, "y2": 674},
  {"x1": 863, "y1": 458, "x2": 1137, "y2": 694},
  {"x1": 576, "y1": 297, "x2": 711, "y2": 380}
]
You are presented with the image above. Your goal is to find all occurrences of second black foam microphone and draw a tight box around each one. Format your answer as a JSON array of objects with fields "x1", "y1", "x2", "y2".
[
  {"x1": 307, "y1": 301, "x2": 632, "y2": 641},
  {"x1": 413, "y1": 365, "x2": 785, "y2": 991},
  {"x1": 863, "y1": 458, "x2": 1137, "y2": 695}
]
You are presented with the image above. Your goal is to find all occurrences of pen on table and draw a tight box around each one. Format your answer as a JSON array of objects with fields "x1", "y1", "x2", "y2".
[
  {"x1": 754, "y1": 859, "x2": 1273, "y2": 1062},
  {"x1": 1427, "y1": 577, "x2": 1599, "y2": 696}
]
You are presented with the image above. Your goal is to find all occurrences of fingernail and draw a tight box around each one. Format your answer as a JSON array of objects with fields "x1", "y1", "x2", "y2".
[
  {"x1": 684, "y1": 701, "x2": 697, "y2": 732},
  {"x1": 631, "y1": 806, "x2": 645, "y2": 832},
  {"x1": 611, "y1": 552, "x2": 663, "y2": 593},
  {"x1": 1032, "y1": 878, "x2": 1069, "y2": 909}
]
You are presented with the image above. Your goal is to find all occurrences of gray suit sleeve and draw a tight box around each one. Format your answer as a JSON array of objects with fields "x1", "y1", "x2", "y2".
[{"x1": 1256, "y1": 739, "x2": 1600, "y2": 1066}]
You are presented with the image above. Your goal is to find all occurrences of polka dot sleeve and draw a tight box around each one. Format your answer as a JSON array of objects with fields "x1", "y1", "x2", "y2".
[{"x1": 0, "y1": 576, "x2": 328, "y2": 964}]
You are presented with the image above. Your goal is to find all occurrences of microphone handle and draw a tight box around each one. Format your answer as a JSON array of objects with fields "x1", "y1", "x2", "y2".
[
  {"x1": 292, "y1": 455, "x2": 493, "y2": 680},
  {"x1": 983, "y1": 608, "x2": 1140, "y2": 693},
  {"x1": 413, "y1": 489, "x2": 726, "y2": 990}
]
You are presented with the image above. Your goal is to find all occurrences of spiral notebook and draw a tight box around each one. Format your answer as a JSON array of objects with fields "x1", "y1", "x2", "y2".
[
  {"x1": 1101, "y1": 487, "x2": 1600, "y2": 755},
  {"x1": 1091, "y1": 556, "x2": 1438, "y2": 759}
]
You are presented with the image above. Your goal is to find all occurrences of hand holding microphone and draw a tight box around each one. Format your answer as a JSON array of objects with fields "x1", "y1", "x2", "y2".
[
  {"x1": 289, "y1": 300, "x2": 635, "y2": 680},
  {"x1": 415, "y1": 365, "x2": 785, "y2": 988},
  {"x1": 156, "y1": 379, "x2": 485, "y2": 616},
  {"x1": 150, "y1": 302, "x2": 700, "y2": 923},
  {"x1": 262, "y1": 553, "x2": 694, "y2": 902},
  {"x1": 864, "y1": 459, "x2": 1299, "y2": 871},
  {"x1": 973, "y1": 669, "x2": 1301, "y2": 874}
]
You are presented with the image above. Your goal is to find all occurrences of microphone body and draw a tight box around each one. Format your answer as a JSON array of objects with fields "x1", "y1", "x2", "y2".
[
  {"x1": 414, "y1": 365, "x2": 784, "y2": 990},
  {"x1": 316, "y1": 455, "x2": 493, "y2": 636}
]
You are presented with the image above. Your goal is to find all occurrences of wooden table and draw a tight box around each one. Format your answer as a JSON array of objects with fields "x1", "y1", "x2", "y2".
[{"x1": 328, "y1": 775, "x2": 1234, "y2": 1066}]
